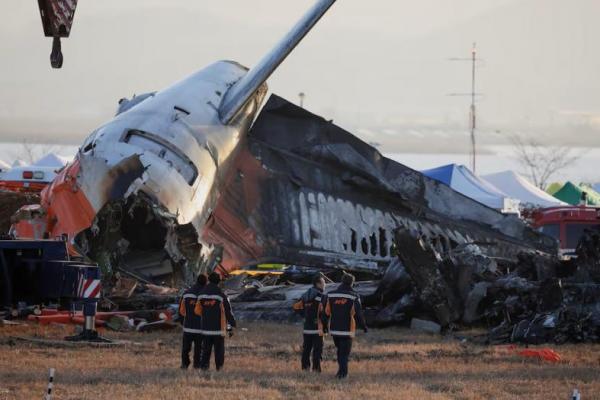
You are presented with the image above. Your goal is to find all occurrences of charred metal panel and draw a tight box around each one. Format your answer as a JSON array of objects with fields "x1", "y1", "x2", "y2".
[{"x1": 204, "y1": 95, "x2": 556, "y2": 274}]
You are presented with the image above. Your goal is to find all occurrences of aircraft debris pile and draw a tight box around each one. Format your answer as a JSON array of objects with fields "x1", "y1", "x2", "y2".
[
  {"x1": 575, "y1": 228, "x2": 600, "y2": 282},
  {"x1": 0, "y1": 192, "x2": 40, "y2": 235},
  {"x1": 101, "y1": 274, "x2": 179, "y2": 311},
  {"x1": 215, "y1": 270, "x2": 371, "y2": 322},
  {"x1": 10, "y1": 94, "x2": 555, "y2": 287},
  {"x1": 381, "y1": 228, "x2": 600, "y2": 344},
  {"x1": 227, "y1": 279, "x2": 379, "y2": 323},
  {"x1": 16, "y1": 307, "x2": 177, "y2": 333},
  {"x1": 4, "y1": 0, "x2": 595, "y2": 347}
]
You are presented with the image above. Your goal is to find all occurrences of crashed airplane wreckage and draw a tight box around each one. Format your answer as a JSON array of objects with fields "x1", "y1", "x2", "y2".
[
  {"x1": 11, "y1": 92, "x2": 555, "y2": 286},
  {"x1": 384, "y1": 228, "x2": 600, "y2": 344},
  {"x1": 205, "y1": 95, "x2": 555, "y2": 273},
  {"x1": 11, "y1": 0, "x2": 555, "y2": 286},
  {"x1": 226, "y1": 227, "x2": 600, "y2": 345}
]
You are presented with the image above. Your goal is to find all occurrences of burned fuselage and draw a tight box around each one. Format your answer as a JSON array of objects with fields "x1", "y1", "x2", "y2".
[
  {"x1": 12, "y1": 90, "x2": 556, "y2": 285},
  {"x1": 13, "y1": 0, "x2": 556, "y2": 286},
  {"x1": 13, "y1": 0, "x2": 339, "y2": 284},
  {"x1": 203, "y1": 95, "x2": 557, "y2": 276},
  {"x1": 12, "y1": 61, "x2": 265, "y2": 284}
]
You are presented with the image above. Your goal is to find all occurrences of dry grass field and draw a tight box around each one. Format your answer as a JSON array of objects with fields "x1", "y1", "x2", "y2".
[{"x1": 1, "y1": 321, "x2": 599, "y2": 399}]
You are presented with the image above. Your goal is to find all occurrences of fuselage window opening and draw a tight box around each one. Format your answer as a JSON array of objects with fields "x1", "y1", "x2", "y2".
[{"x1": 121, "y1": 129, "x2": 199, "y2": 186}]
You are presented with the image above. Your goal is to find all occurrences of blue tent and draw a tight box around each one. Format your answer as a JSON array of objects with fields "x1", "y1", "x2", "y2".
[{"x1": 422, "y1": 164, "x2": 520, "y2": 212}]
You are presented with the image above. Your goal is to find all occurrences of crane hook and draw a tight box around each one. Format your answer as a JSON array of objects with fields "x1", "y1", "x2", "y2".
[{"x1": 50, "y1": 36, "x2": 63, "y2": 69}]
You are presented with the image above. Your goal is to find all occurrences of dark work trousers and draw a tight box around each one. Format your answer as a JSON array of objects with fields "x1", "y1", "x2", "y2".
[
  {"x1": 181, "y1": 332, "x2": 203, "y2": 368},
  {"x1": 301, "y1": 334, "x2": 323, "y2": 371},
  {"x1": 332, "y1": 336, "x2": 353, "y2": 378},
  {"x1": 201, "y1": 335, "x2": 225, "y2": 370}
]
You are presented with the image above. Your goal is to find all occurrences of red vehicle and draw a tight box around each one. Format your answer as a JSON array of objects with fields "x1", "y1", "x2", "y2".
[{"x1": 531, "y1": 206, "x2": 600, "y2": 256}]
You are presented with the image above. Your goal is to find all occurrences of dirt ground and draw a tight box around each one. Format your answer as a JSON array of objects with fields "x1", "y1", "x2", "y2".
[{"x1": 0, "y1": 322, "x2": 599, "y2": 400}]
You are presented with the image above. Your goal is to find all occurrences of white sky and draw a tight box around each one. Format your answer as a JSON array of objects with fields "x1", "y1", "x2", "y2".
[{"x1": 1, "y1": 0, "x2": 599, "y2": 152}]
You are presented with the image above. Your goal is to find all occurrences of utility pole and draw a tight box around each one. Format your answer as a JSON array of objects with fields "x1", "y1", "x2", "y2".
[
  {"x1": 469, "y1": 43, "x2": 477, "y2": 174},
  {"x1": 298, "y1": 92, "x2": 306, "y2": 108},
  {"x1": 449, "y1": 43, "x2": 481, "y2": 173}
]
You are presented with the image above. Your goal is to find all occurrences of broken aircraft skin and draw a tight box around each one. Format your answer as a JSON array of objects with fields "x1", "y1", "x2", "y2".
[
  {"x1": 12, "y1": 0, "x2": 339, "y2": 285},
  {"x1": 13, "y1": 0, "x2": 555, "y2": 286},
  {"x1": 12, "y1": 59, "x2": 266, "y2": 285},
  {"x1": 203, "y1": 95, "x2": 557, "y2": 275},
  {"x1": 390, "y1": 227, "x2": 600, "y2": 344}
]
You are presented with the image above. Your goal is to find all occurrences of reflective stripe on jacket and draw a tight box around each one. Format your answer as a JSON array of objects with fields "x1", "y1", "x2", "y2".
[
  {"x1": 194, "y1": 283, "x2": 236, "y2": 337},
  {"x1": 179, "y1": 284, "x2": 203, "y2": 334},
  {"x1": 323, "y1": 284, "x2": 366, "y2": 337},
  {"x1": 292, "y1": 287, "x2": 325, "y2": 336}
]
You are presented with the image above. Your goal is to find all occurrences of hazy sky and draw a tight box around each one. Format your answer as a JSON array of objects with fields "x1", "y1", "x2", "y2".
[{"x1": 1, "y1": 0, "x2": 599, "y2": 151}]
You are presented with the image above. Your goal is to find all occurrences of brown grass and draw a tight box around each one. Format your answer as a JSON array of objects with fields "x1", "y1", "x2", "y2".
[{"x1": 1, "y1": 322, "x2": 599, "y2": 399}]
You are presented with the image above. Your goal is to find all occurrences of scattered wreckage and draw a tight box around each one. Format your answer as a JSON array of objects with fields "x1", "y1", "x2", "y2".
[
  {"x1": 11, "y1": 0, "x2": 553, "y2": 290},
  {"x1": 225, "y1": 274, "x2": 377, "y2": 323},
  {"x1": 9, "y1": 95, "x2": 555, "y2": 288},
  {"x1": 376, "y1": 228, "x2": 600, "y2": 344},
  {"x1": 210, "y1": 227, "x2": 599, "y2": 345},
  {"x1": 4, "y1": 0, "x2": 598, "y2": 346},
  {"x1": 0, "y1": 191, "x2": 40, "y2": 235}
]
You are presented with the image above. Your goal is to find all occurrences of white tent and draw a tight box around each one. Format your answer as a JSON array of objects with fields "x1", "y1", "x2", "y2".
[
  {"x1": 483, "y1": 171, "x2": 567, "y2": 208},
  {"x1": 33, "y1": 153, "x2": 69, "y2": 168},
  {"x1": 422, "y1": 164, "x2": 520, "y2": 213}
]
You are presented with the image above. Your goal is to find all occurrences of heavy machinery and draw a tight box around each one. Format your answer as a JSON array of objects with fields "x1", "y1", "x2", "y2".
[
  {"x1": 531, "y1": 205, "x2": 600, "y2": 257},
  {"x1": 0, "y1": 239, "x2": 105, "y2": 341}
]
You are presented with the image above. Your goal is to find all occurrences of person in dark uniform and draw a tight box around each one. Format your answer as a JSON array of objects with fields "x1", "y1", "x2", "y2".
[
  {"x1": 194, "y1": 272, "x2": 236, "y2": 371},
  {"x1": 322, "y1": 272, "x2": 367, "y2": 379},
  {"x1": 178, "y1": 273, "x2": 207, "y2": 369},
  {"x1": 293, "y1": 273, "x2": 326, "y2": 372}
]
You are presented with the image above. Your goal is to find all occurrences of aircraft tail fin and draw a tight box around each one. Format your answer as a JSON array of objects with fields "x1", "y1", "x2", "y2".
[{"x1": 219, "y1": 0, "x2": 337, "y2": 124}]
